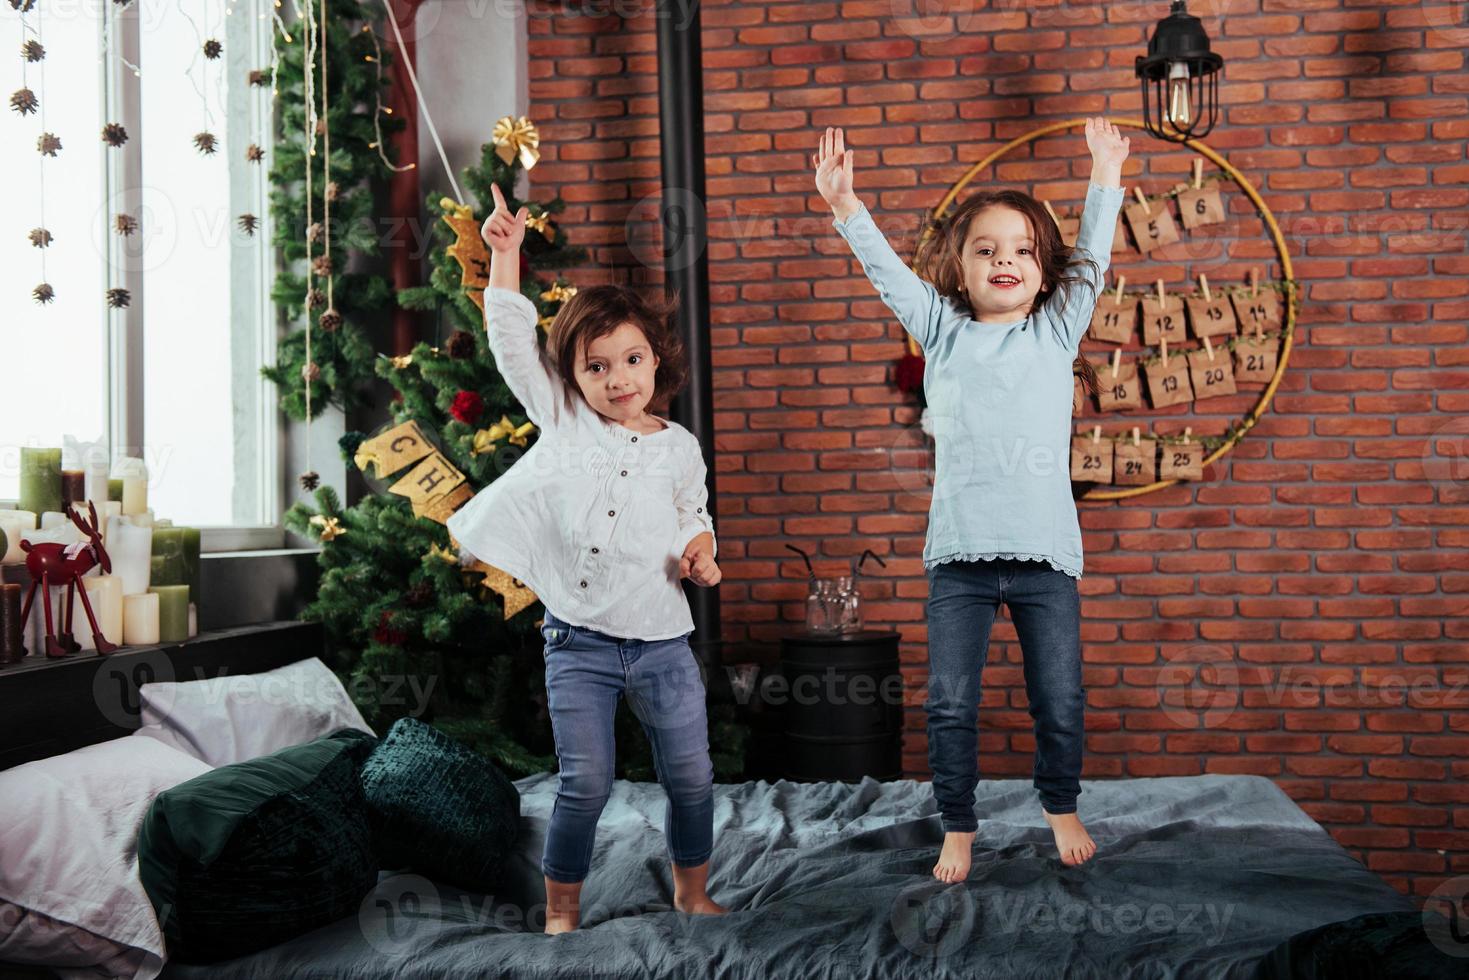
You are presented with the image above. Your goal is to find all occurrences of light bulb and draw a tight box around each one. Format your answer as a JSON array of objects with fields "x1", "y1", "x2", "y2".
[{"x1": 1166, "y1": 60, "x2": 1192, "y2": 130}]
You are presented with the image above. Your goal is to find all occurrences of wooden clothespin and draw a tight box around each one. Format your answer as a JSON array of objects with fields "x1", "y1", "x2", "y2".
[
  {"x1": 1134, "y1": 186, "x2": 1151, "y2": 215},
  {"x1": 1091, "y1": 425, "x2": 1101, "y2": 445},
  {"x1": 1203, "y1": 335, "x2": 1216, "y2": 361},
  {"x1": 1114, "y1": 274, "x2": 1126, "y2": 307},
  {"x1": 1110, "y1": 348, "x2": 1122, "y2": 379},
  {"x1": 1249, "y1": 267, "x2": 1259, "y2": 298},
  {"x1": 1043, "y1": 200, "x2": 1062, "y2": 229},
  {"x1": 1199, "y1": 274, "x2": 1211, "y2": 303},
  {"x1": 1193, "y1": 159, "x2": 1203, "y2": 190},
  {"x1": 1156, "y1": 279, "x2": 1167, "y2": 306},
  {"x1": 1131, "y1": 426, "x2": 1141, "y2": 447},
  {"x1": 1183, "y1": 426, "x2": 1192, "y2": 445},
  {"x1": 1160, "y1": 336, "x2": 1169, "y2": 368}
]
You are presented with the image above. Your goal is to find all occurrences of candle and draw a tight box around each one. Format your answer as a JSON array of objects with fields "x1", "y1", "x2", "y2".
[
  {"x1": 188, "y1": 601, "x2": 198, "y2": 639},
  {"x1": 108, "y1": 479, "x2": 123, "y2": 502},
  {"x1": 122, "y1": 592, "x2": 160, "y2": 646},
  {"x1": 77, "y1": 575, "x2": 123, "y2": 652},
  {"x1": 0, "y1": 511, "x2": 37, "y2": 564},
  {"x1": 19, "y1": 448, "x2": 63, "y2": 516},
  {"x1": 61, "y1": 470, "x2": 86, "y2": 509},
  {"x1": 181, "y1": 527, "x2": 201, "y2": 605},
  {"x1": 24, "y1": 586, "x2": 62, "y2": 655},
  {"x1": 149, "y1": 585, "x2": 189, "y2": 643},
  {"x1": 106, "y1": 516, "x2": 153, "y2": 596},
  {"x1": 98, "y1": 501, "x2": 122, "y2": 550},
  {"x1": 115, "y1": 457, "x2": 149, "y2": 517},
  {"x1": 40, "y1": 511, "x2": 70, "y2": 530},
  {"x1": 1, "y1": 583, "x2": 24, "y2": 663},
  {"x1": 151, "y1": 528, "x2": 187, "y2": 587},
  {"x1": 23, "y1": 523, "x2": 82, "y2": 548}
]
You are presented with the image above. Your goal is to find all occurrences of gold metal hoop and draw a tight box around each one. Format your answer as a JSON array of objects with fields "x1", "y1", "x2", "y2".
[{"x1": 908, "y1": 117, "x2": 1296, "y2": 502}]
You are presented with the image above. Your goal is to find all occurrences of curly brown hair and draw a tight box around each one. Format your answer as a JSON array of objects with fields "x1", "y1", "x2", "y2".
[
  {"x1": 913, "y1": 189, "x2": 1103, "y2": 397},
  {"x1": 544, "y1": 284, "x2": 689, "y2": 414}
]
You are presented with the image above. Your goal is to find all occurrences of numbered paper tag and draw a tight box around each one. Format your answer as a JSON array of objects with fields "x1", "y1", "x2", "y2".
[
  {"x1": 1144, "y1": 355, "x2": 1194, "y2": 409},
  {"x1": 1141, "y1": 294, "x2": 1186, "y2": 346},
  {"x1": 1178, "y1": 186, "x2": 1226, "y2": 230},
  {"x1": 1096, "y1": 360, "x2": 1143, "y2": 411},
  {"x1": 1234, "y1": 333, "x2": 1279, "y2": 383},
  {"x1": 1113, "y1": 438, "x2": 1158, "y2": 486},
  {"x1": 1187, "y1": 347, "x2": 1238, "y2": 401},
  {"x1": 1070, "y1": 436, "x2": 1114, "y2": 482},
  {"x1": 1124, "y1": 200, "x2": 1181, "y2": 253},
  {"x1": 1159, "y1": 441, "x2": 1204, "y2": 481},
  {"x1": 1231, "y1": 290, "x2": 1283, "y2": 333},
  {"x1": 1088, "y1": 301, "x2": 1136, "y2": 344},
  {"x1": 1186, "y1": 296, "x2": 1238, "y2": 340}
]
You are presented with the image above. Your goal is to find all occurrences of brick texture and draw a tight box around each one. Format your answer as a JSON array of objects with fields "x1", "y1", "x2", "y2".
[{"x1": 524, "y1": 0, "x2": 1469, "y2": 900}]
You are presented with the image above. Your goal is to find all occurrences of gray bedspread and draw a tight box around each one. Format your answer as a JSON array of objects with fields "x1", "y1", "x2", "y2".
[{"x1": 159, "y1": 773, "x2": 1413, "y2": 980}]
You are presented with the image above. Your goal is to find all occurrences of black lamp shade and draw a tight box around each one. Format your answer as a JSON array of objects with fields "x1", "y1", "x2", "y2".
[{"x1": 1136, "y1": 1, "x2": 1224, "y2": 142}]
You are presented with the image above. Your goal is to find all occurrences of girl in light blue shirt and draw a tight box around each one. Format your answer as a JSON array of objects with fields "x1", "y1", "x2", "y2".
[{"x1": 814, "y1": 118, "x2": 1130, "y2": 882}]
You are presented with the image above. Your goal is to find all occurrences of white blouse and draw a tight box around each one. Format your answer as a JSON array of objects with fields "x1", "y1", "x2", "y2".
[{"x1": 446, "y1": 287, "x2": 716, "y2": 641}]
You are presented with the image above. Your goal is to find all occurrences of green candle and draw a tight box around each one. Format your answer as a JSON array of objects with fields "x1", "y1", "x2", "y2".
[
  {"x1": 19, "y1": 448, "x2": 63, "y2": 516},
  {"x1": 149, "y1": 585, "x2": 189, "y2": 643},
  {"x1": 181, "y1": 527, "x2": 201, "y2": 606},
  {"x1": 151, "y1": 528, "x2": 187, "y2": 586},
  {"x1": 108, "y1": 479, "x2": 124, "y2": 501}
]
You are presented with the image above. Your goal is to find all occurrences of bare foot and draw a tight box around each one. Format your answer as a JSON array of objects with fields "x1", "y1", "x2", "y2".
[
  {"x1": 1043, "y1": 809, "x2": 1097, "y2": 866},
  {"x1": 543, "y1": 875, "x2": 583, "y2": 934},
  {"x1": 672, "y1": 860, "x2": 728, "y2": 916},
  {"x1": 932, "y1": 830, "x2": 975, "y2": 883}
]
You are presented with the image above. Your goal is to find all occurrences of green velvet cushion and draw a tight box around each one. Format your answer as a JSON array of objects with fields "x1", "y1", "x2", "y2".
[
  {"x1": 137, "y1": 728, "x2": 378, "y2": 963},
  {"x1": 359, "y1": 718, "x2": 521, "y2": 892}
]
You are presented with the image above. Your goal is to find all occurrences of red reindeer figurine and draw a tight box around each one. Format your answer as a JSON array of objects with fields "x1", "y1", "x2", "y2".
[{"x1": 20, "y1": 501, "x2": 119, "y2": 657}]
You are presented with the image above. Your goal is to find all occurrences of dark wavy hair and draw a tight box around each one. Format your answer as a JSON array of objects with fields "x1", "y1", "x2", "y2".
[
  {"x1": 545, "y1": 284, "x2": 688, "y2": 414},
  {"x1": 914, "y1": 189, "x2": 1103, "y2": 396}
]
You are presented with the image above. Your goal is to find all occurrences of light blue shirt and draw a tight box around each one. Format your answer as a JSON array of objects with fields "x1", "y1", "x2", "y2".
[{"x1": 833, "y1": 182, "x2": 1126, "y2": 579}]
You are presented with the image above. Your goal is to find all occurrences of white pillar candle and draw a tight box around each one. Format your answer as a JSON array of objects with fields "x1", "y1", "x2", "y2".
[
  {"x1": 22, "y1": 524, "x2": 82, "y2": 547},
  {"x1": 187, "y1": 601, "x2": 198, "y2": 639},
  {"x1": 105, "y1": 516, "x2": 153, "y2": 596},
  {"x1": 114, "y1": 457, "x2": 149, "y2": 517},
  {"x1": 0, "y1": 511, "x2": 38, "y2": 564},
  {"x1": 122, "y1": 592, "x2": 160, "y2": 646},
  {"x1": 40, "y1": 511, "x2": 70, "y2": 530},
  {"x1": 23, "y1": 584, "x2": 64, "y2": 655},
  {"x1": 76, "y1": 575, "x2": 124, "y2": 651},
  {"x1": 98, "y1": 501, "x2": 122, "y2": 550},
  {"x1": 62, "y1": 434, "x2": 110, "y2": 515}
]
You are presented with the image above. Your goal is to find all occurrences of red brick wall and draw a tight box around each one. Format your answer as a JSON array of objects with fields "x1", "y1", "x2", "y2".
[{"x1": 524, "y1": 0, "x2": 1469, "y2": 900}]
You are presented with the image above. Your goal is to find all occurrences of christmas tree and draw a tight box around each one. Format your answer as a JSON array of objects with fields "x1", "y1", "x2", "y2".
[{"x1": 285, "y1": 128, "x2": 748, "y2": 780}]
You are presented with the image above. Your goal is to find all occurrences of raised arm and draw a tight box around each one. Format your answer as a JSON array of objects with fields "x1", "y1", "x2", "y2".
[
  {"x1": 481, "y1": 183, "x2": 572, "y2": 433},
  {"x1": 1048, "y1": 118, "x2": 1130, "y2": 351},
  {"x1": 815, "y1": 127, "x2": 947, "y2": 353}
]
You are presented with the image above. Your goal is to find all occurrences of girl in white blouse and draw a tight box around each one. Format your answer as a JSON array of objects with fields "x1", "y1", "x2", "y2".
[{"x1": 447, "y1": 184, "x2": 725, "y2": 934}]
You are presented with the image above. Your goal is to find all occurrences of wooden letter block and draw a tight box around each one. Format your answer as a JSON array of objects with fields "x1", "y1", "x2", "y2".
[
  {"x1": 1144, "y1": 355, "x2": 1194, "y2": 409},
  {"x1": 1096, "y1": 360, "x2": 1143, "y2": 412},
  {"x1": 1187, "y1": 347, "x2": 1238, "y2": 401},
  {"x1": 1141, "y1": 294, "x2": 1187, "y2": 346},
  {"x1": 1071, "y1": 436, "x2": 1114, "y2": 482},
  {"x1": 1185, "y1": 296, "x2": 1239, "y2": 340},
  {"x1": 1124, "y1": 200, "x2": 1181, "y2": 254},
  {"x1": 1113, "y1": 438, "x2": 1158, "y2": 486},
  {"x1": 1234, "y1": 333, "x2": 1280, "y2": 383},
  {"x1": 1178, "y1": 185, "x2": 1226, "y2": 230},
  {"x1": 1160, "y1": 441, "x2": 1205, "y2": 481}
]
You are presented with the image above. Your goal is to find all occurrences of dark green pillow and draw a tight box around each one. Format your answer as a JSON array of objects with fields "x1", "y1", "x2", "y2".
[
  {"x1": 359, "y1": 718, "x2": 521, "y2": 892},
  {"x1": 137, "y1": 728, "x2": 378, "y2": 963}
]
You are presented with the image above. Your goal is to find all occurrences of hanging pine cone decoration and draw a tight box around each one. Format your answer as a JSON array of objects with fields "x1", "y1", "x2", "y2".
[
  {"x1": 202, "y1": 38, "x2": 222, "y2": 60},
  {"x1": 115, "y1": 213, "x2": 138, "y2": 236},
  {"x1": 302, "y1": 361, "x2": 321, "y2": 383},
  {"x1": 306, "y1": 221, "x2": 324, "y2": 244},
  {"x1": 248, "y1": 68, "x2": 269, "y2": 87},
  {"x1": 36, "y1": 132, "x2": 61, "y2": 156},
  {"x1": 245, "y1": 143, "x2": 264, "y2": 163},
  {"x1": 106, "y1": 287, "x2": 131, "y2": 309},
  {"x1": 193, "y1": 132, "x2": 217, "y2": 155},
  {"x1": 405, "y1": 581, "x2": 435, "y2": 609},
  {"x1": 32, "y1": 283, "x2": 54, "y2": 304},
  {"x1": 314, "y1": 116, "x2": 327, "y2": 137},
  {"x1": 238, "y1": 213, "x2": 258, "y2": 236},
  {"x1": 10, "y1": 88, "x2": 38, "y2": 116},
  {"x1": 447, "y1": 329, "x2": 476, "y2": 360},
  {"x1": 319, "y1": 308, "x2": 342, "y2": 332},
  {"x1": 22, "y1": 40, "x2": 44, "y2": 62},
  {"x1": 306, "y1": 287, "x2": 325, "y2": 310},
  {"x1": 325, "y1": 181, "x2": 340, "y2": 203},
  {"x1": 28, "y1": 227, "x2": 51, "y2": 248},
  {"x1": 101, "y1": 122, "x2": 128, "y2": 147},
  {"x1": 298, "y1": 470, "x2": 320, "y2": 492},
  {"x1": 9, "y1": 0, "x2": 37, "y2": 12},
  {"x1": 312, "y1": 254, "x2": 333, "y2": 277}
]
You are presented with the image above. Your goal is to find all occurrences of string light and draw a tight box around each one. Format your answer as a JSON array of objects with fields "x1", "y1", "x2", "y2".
[{"x1": 364, "y1": 17, "x2": 412, "y2": 173}]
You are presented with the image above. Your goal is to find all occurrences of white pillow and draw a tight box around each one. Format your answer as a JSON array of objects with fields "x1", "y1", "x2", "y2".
[
  {"x1": 130, "y1": 656, "x2": 374, "y2": 767},
  {"x1": 0, "y1": 736, "x2": 211, "y2": 980}
]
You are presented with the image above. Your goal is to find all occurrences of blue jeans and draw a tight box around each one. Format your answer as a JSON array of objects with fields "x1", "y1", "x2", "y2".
[
  {"x1": 925, "y1": 558, "x2": 1085, "y2": 831},
  {"x1": 539, "y1": 610, "x2": 715, "y2": 883}
]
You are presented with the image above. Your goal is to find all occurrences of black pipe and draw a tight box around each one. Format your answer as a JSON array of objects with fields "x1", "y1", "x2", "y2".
[{"x1": 655, "y1": 0, "x2": 720, "y2": 649}]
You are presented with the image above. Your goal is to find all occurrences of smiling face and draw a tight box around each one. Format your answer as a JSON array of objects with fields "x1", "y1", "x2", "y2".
[
  {"x1": 574, "y1": 321, "x2": 661, "y2": 422},
  {"x1": 959, "y1": 205, "x2": 1046, "y2": 324}
]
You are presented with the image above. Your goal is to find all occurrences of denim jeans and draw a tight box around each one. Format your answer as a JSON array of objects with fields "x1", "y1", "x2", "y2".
[
  {"x1": 539, "y1": 610, "x2": 715, "y2": 883},
  {"x1": 925, "y1": 558, "x2": 1085, "y2": 831}
]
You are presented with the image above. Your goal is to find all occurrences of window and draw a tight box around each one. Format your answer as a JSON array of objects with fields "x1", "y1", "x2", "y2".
[{"x1": 3, "y1": 0, "x2": 279, "y2": 541}]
